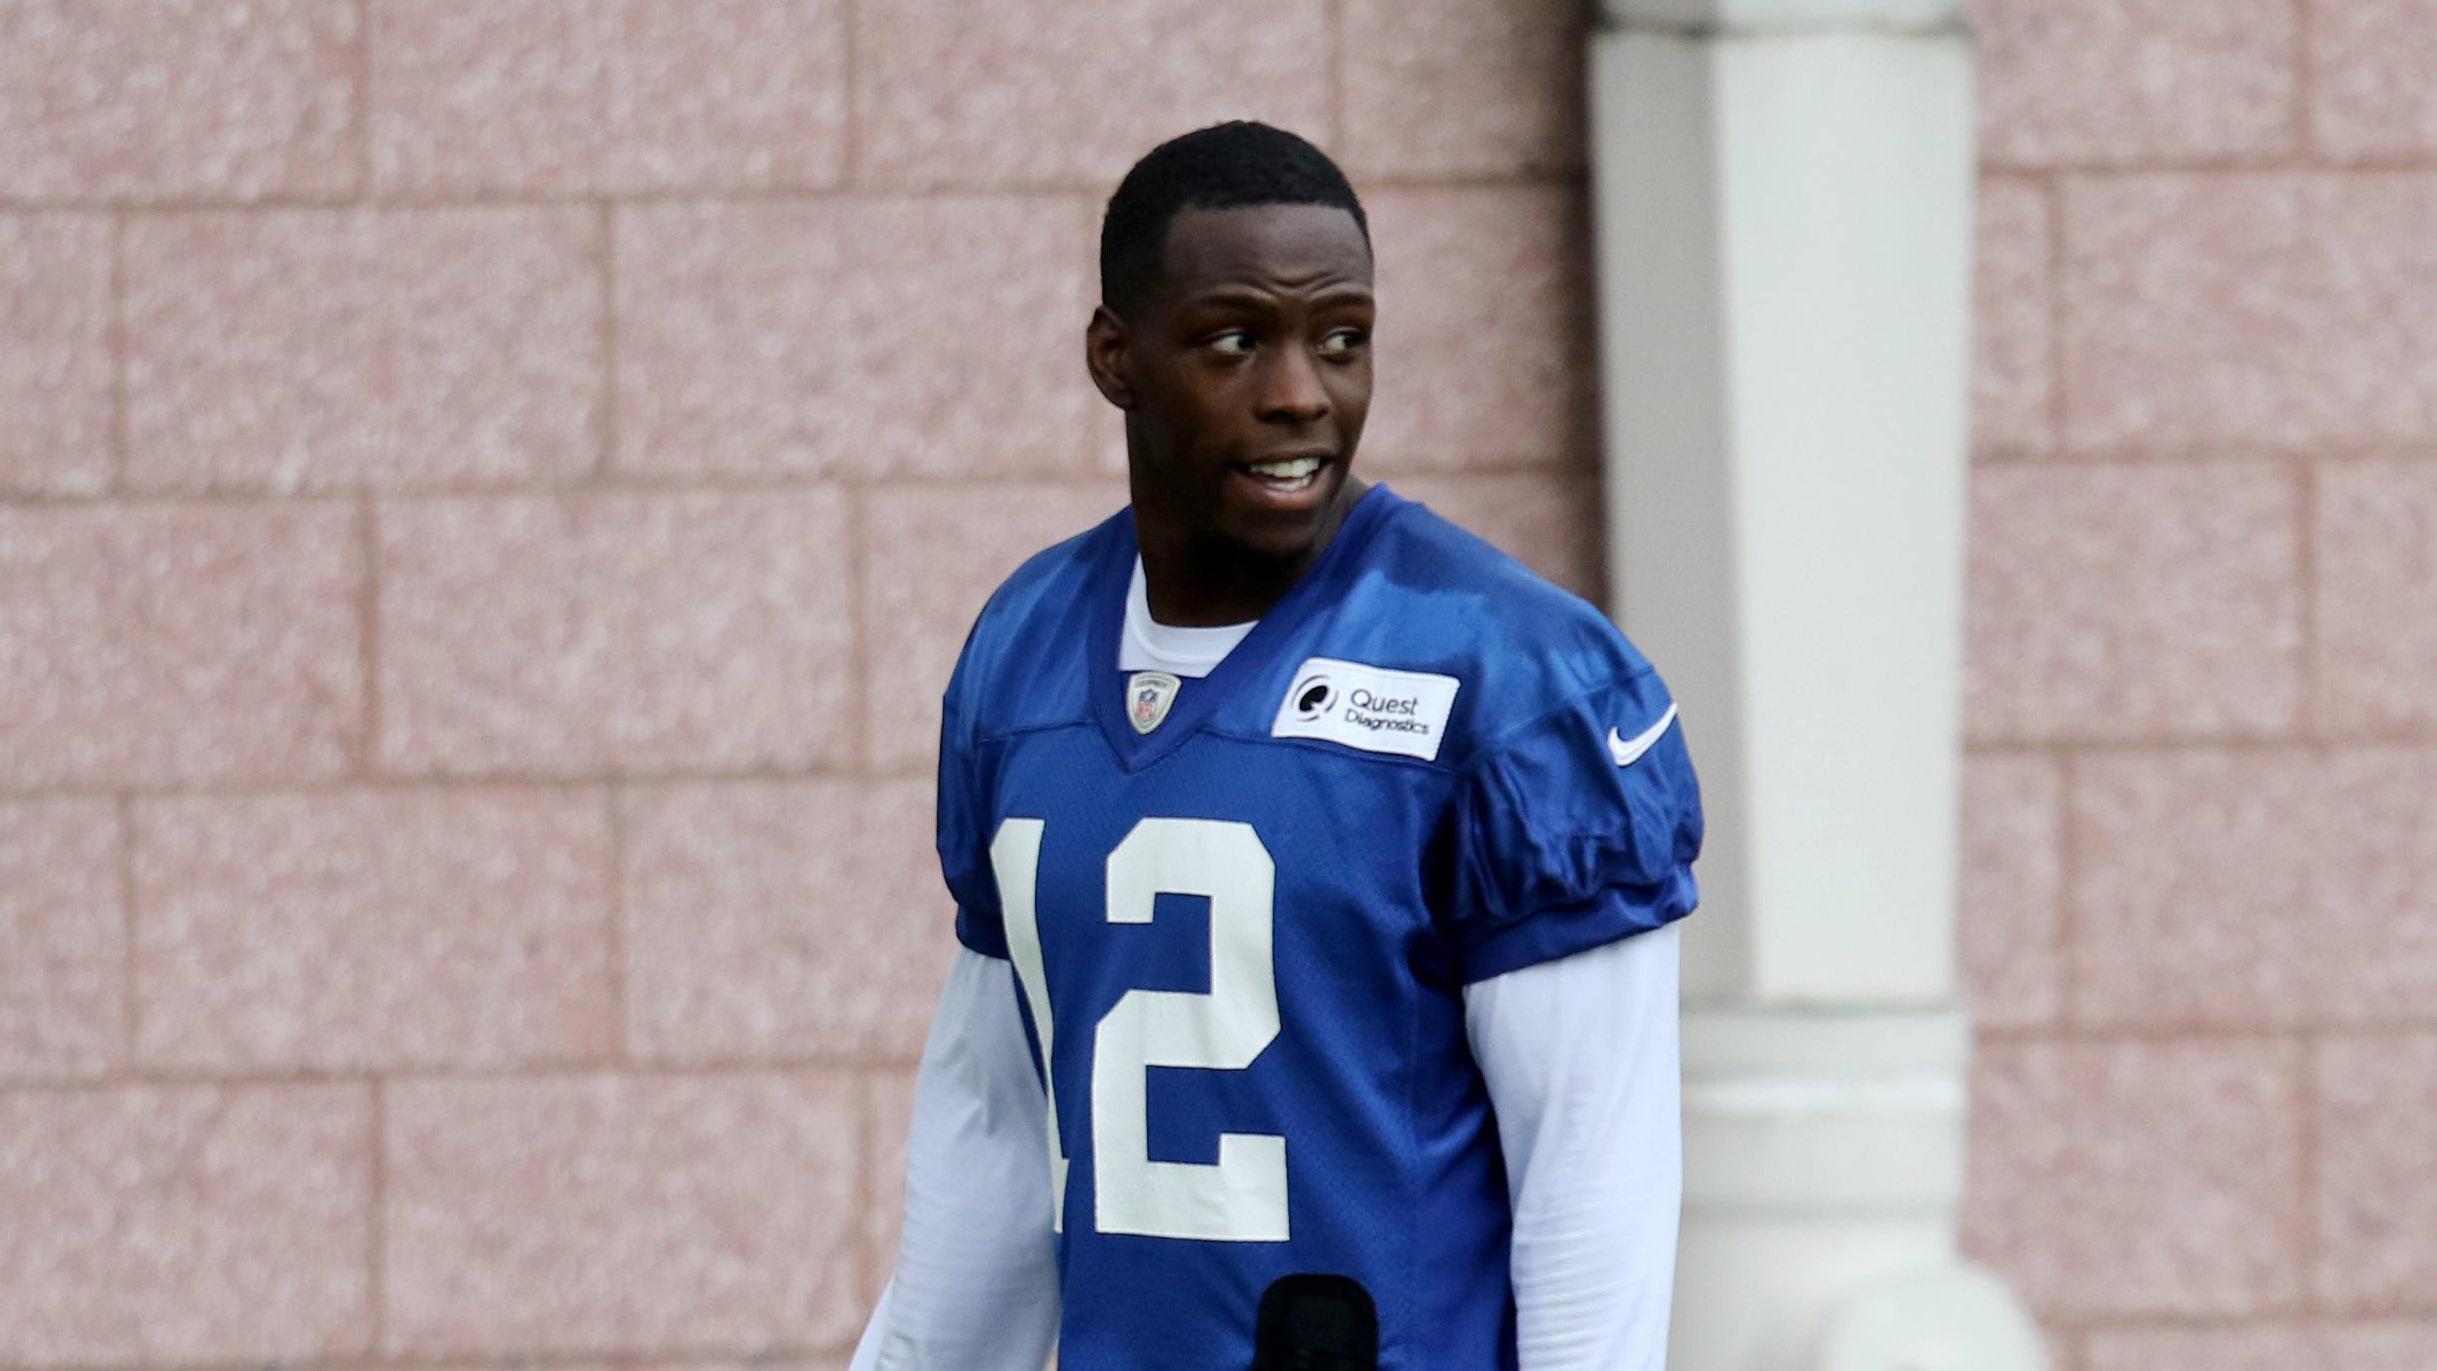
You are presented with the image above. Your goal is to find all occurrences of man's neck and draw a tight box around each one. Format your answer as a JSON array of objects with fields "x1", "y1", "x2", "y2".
[{"x1": 1133, "y1": 479, "x2": 1366, "y2": 626}]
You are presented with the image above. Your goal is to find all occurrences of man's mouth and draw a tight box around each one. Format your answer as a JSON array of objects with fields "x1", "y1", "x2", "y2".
[{"x1": 1241, "y1": 455, "x2": 1326, "y2": 494}]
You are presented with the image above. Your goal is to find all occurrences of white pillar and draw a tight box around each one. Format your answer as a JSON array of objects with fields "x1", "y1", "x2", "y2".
[{"x1": 1586, "y1": 3, "x2": 2046, "y2": 1368}]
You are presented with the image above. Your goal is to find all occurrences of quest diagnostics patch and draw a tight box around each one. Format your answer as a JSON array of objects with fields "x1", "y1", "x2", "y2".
[{"x1": 1270, "y1": 657, "x2": 1461, "y2": 762}]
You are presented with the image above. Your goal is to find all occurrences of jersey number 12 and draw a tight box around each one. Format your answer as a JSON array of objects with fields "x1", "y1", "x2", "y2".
[{"x1": 991, "y1": 816, "x2": 1290, "y2": 1243}]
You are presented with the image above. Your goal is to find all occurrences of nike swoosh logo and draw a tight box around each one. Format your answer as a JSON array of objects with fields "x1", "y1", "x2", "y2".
[{"x1": 1607, "y1": 703, "x2": 1678, "y2": 767}]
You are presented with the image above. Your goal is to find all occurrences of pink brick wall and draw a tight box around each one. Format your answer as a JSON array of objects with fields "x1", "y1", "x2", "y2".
[
  {"x1": 4, "y1": 1, "x2": 2429, "y2": 1365},
  {"x1": 0, "y1": 1, "x2": 1593, "y2": 1363},
  {"x1": 1962, "y1": 0, "x2": 2437, "y2": 1363}
]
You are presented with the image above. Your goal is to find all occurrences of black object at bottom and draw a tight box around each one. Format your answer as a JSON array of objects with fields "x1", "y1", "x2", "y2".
[{"x1": 1251, "y1": 1274, "x2": 1380, "y2": 1371}]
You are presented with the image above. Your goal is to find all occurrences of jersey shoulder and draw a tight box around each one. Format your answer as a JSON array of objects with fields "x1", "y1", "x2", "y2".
[
  {"x1": 1337, "y1": 495, "x2": 1664, "y2": 766},
  {"x1": 943, "y1": 508, "x2": 1122, "y2": 744},
  {"x1": 1373, "y1": 498, "x2": 1635, "y2": 655}
]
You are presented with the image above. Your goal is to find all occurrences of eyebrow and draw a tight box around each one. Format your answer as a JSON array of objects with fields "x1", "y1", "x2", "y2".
[{"x1": 1179, "y1": 283, "x2": 1376, "y2": 310}]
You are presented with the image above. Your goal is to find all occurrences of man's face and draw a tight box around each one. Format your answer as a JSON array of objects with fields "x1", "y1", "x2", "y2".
[{"x1": 1091, "y1": 202, "x2": 1376, "y2": 563}]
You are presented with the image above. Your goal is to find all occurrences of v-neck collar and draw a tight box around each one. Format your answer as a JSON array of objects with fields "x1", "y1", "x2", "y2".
[{"x1": 1088, "y1": 484, "x2": 1401, "y2": 772}]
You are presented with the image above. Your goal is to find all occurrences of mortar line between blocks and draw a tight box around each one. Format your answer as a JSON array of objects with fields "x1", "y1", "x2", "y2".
[
  {"x1": 2296, "y1": 1027, "x2": 2324, "y2": 1316},
  {"x1": 368, "y1": 1076, "x2": 388, "y2": 1352},
  {"x1": 356, "y1": 495, "x2": 385, "y2": 776},
  {"x1": 2293, "y1": 456, "x2": 2319, "y2": 741},
  {"x1": 846, "y1": 483, "x2": 872, "y2": 778},
  {"x1": 1326, "y1": 0, "x2": 1349, "y2": 153},
  {"x1": 2293, "y1": 0, "x2": 2321, "y2": 160},
  {"x1": 353, "y1": 0, "x2": 376, "y2": 194},
  {"x1": 2055, "y1": 749, "x2": 2081, "y2": 1029},
  {"x1": 597, "y1": 200, "x2": 619, "y2": 480},
  {"x1": 0, "y1": 463, "x2": 1565, "y2": 506},
  {"x1": 0, "y1": 1058, "x2": 901, "y2": 1094},
  {"x1": 115, "y1": 792, "x2": 140, "y2": 1070},
  {"x1": 0, "y1": 760, "x2": 910, "y2": 803},
  {"x1": 841, "y1": 0, "x2": 862, "y2": 189},
  {"x1": 605, "y1": 780, "x2": 632, "y2": 1064},
  {"x1": 107, "y1": 213, "x2": 130, "y2": 493},
  {"x1": 0, "y1": 1340, "x2": 871, "y2": 1371},
  {"x1": 1979, "y1": 153, "x2": 2437, "y2": 177},
  {"x1": 1972, "y1": 1023, "x2": 2407, "y2": 1047},
  {"x1": 2042, "y1": 171, "x2": 2067, "y2": 455},
  {"x1": 0, "y1": 170, "x2": 1612, "y2": 214}
]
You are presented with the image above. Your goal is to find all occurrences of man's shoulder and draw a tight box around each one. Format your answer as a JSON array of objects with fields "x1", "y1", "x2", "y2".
[
  {"x1": 1374, "y1": 498, "x2": 1623, "y2": 645},
  {"x1": 945, "y1": 509, "x2": 1123, "y2": 739},
  {"x1": 1354, "y1": 495, "x2": 1659, "y2": 758},
  {"x1": 972, "y1": 511, "x2": 1121, "y2": 639}
]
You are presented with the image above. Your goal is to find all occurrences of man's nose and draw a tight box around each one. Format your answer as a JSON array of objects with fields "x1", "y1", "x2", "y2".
[{"x1": 1256, "y1": 343, "x2": 1331, "y2": 423}]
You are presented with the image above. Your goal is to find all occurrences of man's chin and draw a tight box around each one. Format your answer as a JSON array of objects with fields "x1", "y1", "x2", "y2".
[{"x1": 1218, "y1": 473, "x2": 1353, "y2": 563}]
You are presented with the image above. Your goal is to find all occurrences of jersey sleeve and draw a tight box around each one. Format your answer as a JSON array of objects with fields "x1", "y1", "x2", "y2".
[
  {"x1": 1444, "y1": 666, "x2": 1702, "y2": 983},
  {"x1": 1464, "y1": 923, "x2": 1682, "y2": 1369},
  {"x1": 850, "y1": 949, "x2": 1060, "y2": 1369},
  {"x1": 936, "y1": 640, "x2": 1009, "y2": 960}
]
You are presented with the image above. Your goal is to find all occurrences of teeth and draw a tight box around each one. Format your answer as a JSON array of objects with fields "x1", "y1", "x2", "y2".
[{"x1": 1249, "y1": 457, "x2": 1322, "y2": 479}]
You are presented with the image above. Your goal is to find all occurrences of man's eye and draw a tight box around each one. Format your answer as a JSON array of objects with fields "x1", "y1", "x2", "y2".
[
  {"x1": 1208, "y1": 330, "x2": 1253, "y2": 356},
  {"x1": 1318, "y1": 328, "x2": 1369, "y2": 356}
]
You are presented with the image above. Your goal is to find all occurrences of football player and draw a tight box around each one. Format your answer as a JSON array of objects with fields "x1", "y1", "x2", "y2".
[{"x1": 851, "y1": 121, "x2": 1701, "y2": 1371}]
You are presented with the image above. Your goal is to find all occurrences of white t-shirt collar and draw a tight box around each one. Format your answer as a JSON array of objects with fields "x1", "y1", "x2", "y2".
[{"x1": 1119, "y1": 556, "x2": 1257, "y2": 679}]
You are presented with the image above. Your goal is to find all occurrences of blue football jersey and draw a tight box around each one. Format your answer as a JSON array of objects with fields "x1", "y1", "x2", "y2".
[{"x1": 937, "y1": 484, "x2": 1702, "y2": 1370}]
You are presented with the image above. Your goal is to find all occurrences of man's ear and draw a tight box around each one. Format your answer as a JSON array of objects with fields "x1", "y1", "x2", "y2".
[{"x1": 1085, "y1": 305, "x2": 1136, "y2": 410}]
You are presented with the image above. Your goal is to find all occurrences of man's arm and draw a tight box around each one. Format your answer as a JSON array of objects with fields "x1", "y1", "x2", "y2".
[
  {"x1": 850, "y1": 947, "x2": 1060, "y2": 1371},
  {"x1": 1463, "y1": 921, "x2": 1684, "y2": 1371}
]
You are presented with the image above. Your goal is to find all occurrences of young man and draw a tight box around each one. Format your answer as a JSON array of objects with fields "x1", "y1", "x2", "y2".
[{"x1": 851, "y1": 122, "x2": 1701, "y2": 1371}]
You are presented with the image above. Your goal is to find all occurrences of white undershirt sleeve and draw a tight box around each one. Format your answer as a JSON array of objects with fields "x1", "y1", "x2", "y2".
[
  {"x1": 1463, "y1": 921, "x2": 1684, "y2": 1371},
  {"x1": 849, "y1": 948, "x2": 1060, "y2": 1371}
]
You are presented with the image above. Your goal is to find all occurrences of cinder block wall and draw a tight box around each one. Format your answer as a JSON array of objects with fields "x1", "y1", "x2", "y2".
[
  {"x1": 1958, "y1": 2, "x2": 2437, "y2": 1367},
  {"x1": 0, "y1": 2, "x2": 1598, "y2": 1365},
  {"x1": 7, "y1": 1, "x2": 2434, "y2": 1367}
]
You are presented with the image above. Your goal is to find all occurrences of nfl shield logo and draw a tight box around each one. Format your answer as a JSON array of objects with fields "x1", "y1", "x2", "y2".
[{"x1": 1127, "y1": 670, "x2": 1182, "y2": 735}]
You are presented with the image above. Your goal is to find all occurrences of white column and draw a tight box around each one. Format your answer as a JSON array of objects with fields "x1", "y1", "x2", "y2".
[{"x1": 1587, "y1": 3, "x2": 2046, "y2": 1368}]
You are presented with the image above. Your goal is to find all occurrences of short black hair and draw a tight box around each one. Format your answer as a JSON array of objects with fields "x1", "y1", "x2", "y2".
[{"x1": 1099, "y1": 121, "x2": 1369, "y2": 318}]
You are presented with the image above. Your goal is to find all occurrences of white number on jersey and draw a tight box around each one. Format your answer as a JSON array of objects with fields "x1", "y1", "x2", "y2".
[{"x1": 993, "y1": 816, "x2": 1290, "y2": 1243}]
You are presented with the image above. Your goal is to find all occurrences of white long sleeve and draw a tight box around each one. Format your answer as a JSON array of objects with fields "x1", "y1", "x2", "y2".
[
  {"x1": 850, "y1": 948, "x2": 1060, "y2": 1371},
  {"x1": 1464, "y1": 922, "x2": 1684, "y2": 1371}
]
